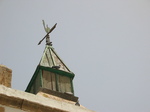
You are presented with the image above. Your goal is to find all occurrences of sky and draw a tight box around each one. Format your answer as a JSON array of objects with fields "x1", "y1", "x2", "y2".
[{"x1": 0, "y1": 0, "x2": 150, "y2": 112}]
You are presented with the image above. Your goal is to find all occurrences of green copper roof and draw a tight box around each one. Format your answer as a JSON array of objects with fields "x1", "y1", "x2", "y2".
[{"x1": 40, "y1": 45, "x2": 72, "y2": 73}]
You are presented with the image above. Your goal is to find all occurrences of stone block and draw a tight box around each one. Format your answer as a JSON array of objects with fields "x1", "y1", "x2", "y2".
[{"x1": 0, "y1": 65, "x2": 12, "y2": 87}]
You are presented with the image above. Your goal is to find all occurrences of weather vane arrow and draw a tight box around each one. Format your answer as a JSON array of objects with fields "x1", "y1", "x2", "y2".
[{"x1": 38, "y1": 20, "x2": 57, "y2": 45}]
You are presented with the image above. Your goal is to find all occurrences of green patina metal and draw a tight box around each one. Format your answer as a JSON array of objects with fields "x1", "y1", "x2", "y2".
[
  {"x1": 26, "y1": 22, "x2": 77, "y2": 97},
  {"x1": 25, "y1": 66, "x2": 40, "y2": 92},
  {"x1": 50, "y1": 47, "x2": 71, "y2": 72},
  {"x1": 71, "y1": 78, "x2": 74, "y2": 94},
  {"x1": 26, "y1": 36, "x2": 75, "y2": 95},
  {"x1": 25, "y1": 65, "x2": 75, "y2": 92},
  {"x1": 40, "y1": 66, "x2": 75, "y2": 78},
  {"x1": 39, "y1": 45, "x2": 72, "y2": 71},
  {"x1": 40, "y1": 69, "x2": 43, "y2": 87},
  {"x1": 49, "y1": 48, "x2": 55, "y2": 65}
]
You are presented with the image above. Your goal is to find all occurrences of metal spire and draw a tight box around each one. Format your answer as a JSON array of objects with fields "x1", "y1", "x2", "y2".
[{"x1": 38, "y1": 20, "x2": 57, "y2": 45}]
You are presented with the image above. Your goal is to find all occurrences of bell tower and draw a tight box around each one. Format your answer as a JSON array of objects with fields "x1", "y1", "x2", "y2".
[{"x1": 25, "y1": 21, "x2": 75, "y2": 96}]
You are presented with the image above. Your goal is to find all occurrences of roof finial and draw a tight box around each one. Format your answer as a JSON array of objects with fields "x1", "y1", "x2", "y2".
[{"x1": 38, "y1": 20, "x2": 57, "y2": 45}]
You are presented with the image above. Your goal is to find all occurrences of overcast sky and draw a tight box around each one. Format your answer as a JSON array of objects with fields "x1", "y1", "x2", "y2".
[{"x1": 1, "y1": 0, "x2": 150, "y2": 112}]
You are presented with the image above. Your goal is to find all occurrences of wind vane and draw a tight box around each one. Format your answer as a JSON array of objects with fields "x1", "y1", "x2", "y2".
[{"x1": 38, "y1": 20, "x2": 57, "y2": 45}]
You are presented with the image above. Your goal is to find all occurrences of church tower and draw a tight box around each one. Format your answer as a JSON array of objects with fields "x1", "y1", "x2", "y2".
[{"x1": 25, "y1": 22, "x2": 75, "y2": 96}]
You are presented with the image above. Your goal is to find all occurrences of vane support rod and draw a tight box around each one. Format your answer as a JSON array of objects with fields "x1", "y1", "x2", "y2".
[{"x1": 38, "y1": 23, "x2": 57, "y2": 45}]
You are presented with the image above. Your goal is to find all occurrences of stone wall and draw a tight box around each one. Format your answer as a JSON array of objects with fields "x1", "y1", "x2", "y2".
[
  {"x1": 0, "y1": 85, "x2": 94, "y2": 112},
  {"x1": 0, "y1": 105, "x2": 26, "y2": 112},
  {"x1": 0, "y1": 65, "x2": 12, "y2": 87}
]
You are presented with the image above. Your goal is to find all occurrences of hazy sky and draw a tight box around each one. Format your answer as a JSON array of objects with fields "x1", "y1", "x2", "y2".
[{"x1": 1, "y1": 0, "x2": 150, "y2": 112}]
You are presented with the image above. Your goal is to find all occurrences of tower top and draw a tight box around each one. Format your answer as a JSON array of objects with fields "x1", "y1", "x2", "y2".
[
  {"x1": 26, "y1": 22, "x2": 75, "y2": 97},
  {"x1": 38, "y1": 20, "x2": 57, "y2": 45}
]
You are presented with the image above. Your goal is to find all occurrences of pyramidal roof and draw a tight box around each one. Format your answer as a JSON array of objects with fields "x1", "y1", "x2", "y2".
[
  {"x1": 39, "y1": 45, "x2": 72, "y2": 73},
  {"x1": 25, "y1": 44, "x2": 75, "y2": 93}
]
